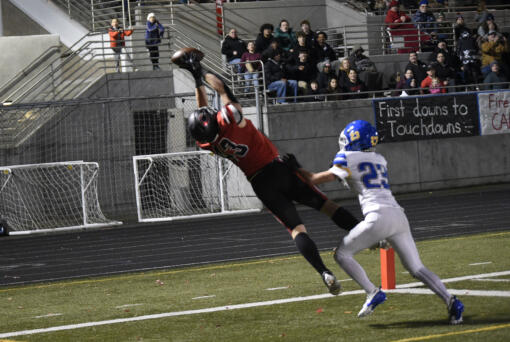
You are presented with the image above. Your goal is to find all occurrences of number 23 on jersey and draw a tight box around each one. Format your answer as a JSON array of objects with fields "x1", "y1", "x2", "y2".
[{"x1": 358, "y1": 162, "x2": 390, "y2": 189}]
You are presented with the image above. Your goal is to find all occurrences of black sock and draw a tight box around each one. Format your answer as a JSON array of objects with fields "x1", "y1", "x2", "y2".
[
  {"x1": 294, "y1": 232, "x2": 329, "y2": 275},
  {"x1": 331, "y1": 207, "x2": 359, "y2": 231}
]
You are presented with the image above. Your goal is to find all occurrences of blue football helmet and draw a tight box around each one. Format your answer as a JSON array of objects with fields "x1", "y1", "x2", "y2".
[{"x1": 338, "y1": 120, "x2": 379, "y2": 151}]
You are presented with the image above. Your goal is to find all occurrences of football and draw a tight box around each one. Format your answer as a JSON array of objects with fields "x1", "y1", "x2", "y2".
[{"x1": 170, "y1": 47, "x2": 204, "y2": 67}]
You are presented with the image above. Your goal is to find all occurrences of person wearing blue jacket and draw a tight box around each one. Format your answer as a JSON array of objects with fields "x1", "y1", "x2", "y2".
[
  {"x1": 413, "y1": 0, "x2": 437, "y2": 35},
  {"x1": 145, "y1": 13, "x2": 165, "y2": 70}
]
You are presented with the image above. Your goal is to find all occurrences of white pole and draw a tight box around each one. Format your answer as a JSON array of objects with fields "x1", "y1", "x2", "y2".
[
  {"x1": 80, "y1": 163, "x2": 88, "y2": 226},
  {"x1": 218, "y1": 158, "x2": 225, "y2": 213},
  {"x1": 0, "y1": 0, "x2": 3, "y2": 36}
]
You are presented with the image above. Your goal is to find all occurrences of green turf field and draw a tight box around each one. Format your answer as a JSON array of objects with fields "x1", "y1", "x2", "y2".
[{"x1": 1, "y1": 231, "x2": 510, "y2": 342}]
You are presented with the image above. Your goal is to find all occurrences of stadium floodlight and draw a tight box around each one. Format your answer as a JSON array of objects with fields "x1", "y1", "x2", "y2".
[
  {"x1": 0, "y1": 161, "x2": 121, "y2": 235},
  {"x1": 133, "y1": 151, "x2": 262, "y2": 222}
]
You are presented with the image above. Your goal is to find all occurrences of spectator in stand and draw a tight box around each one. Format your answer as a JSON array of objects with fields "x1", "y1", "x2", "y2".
[
  {"x1": 483, "y1": 61, "x2": 508, "y2": 90},
  {"x1": 306, "y1": 80, "x2": 325, "y2": 102},
  {"x1": 428, "y1": 76, "x2": 443, "y2": 94},
  {"x1": 428, "y1": 40, "x2": 461, "y2": 72},
  {"x1": 348, "y1": 45, "x2": 383, "y2": 91},
  {"x1": 108, "y1": 18, "x2": 133, "y2": 72},
  {"x1": 374, "y1": 0, "x2": 387, "y2": 15},
  {"x1": 413, "y1": 0, "x2": 436, "y2": 35},
  {"x1": 222, "y1": 28, "x2": 247, "y2": 74},
  {"x1": 420, "y1": 64, "x2": 446, "y2": 94},
  {"x1": 395, "y1": 69, "x2": 420, "y2": 96},
  {"x1": 456, "y1": 30, "x2": 481, "y2": 86},
  {"x1": 385, "y1": 1, "x2": 427, "y2": 53},
  {"x1": 405, "y1": 51, "x2": 428, "y2": 85},
  {"x1": 264, "y1": 51, "x2": 298, "y2": 104},
  {"x1": 326, "y1": 78, "x2": 343, "y2": 101},
  {"x1": 433, "y1": 52, "x2": 457, "y2": 89},
  {"x1": 315, "y1": 31, "x2": 339, "y2": 73},
  {"x1": 289, "y1": 31, "x2": 315, "y2": 65},
  {"x1": 241, "y1": 41, "x2": 262, "y2": 93},
  {"x1": 480, "y1": 31, "x2": 509, "y2": 76},
  {"x1": 287, "y1": 50, "x2": 316, "y2": 95},
  {"x1": 300, "y1": 20, "x2": 317, "y2": 49},
  {"x1": 342, "y1": 69, "x2": 368, "y2": 99},
  {"x1": 429, "y1": 0, "x2": 447, "y2": 10},
  {"x1": 317, "y1": 62, "x2": 336, "y2": 91},
  {"x1": 436, "y1": 12, "x2": 450, "y2": 41},
  {"x1": 338, "y1": 58, "x2": 354, "y2": 88},
  {"x1": 145, "y1": 13, "x2": 164, "y2": 70},
  {"x1": 454, "y1": 14, "x2": 470, "y2": 41},
  {"x1": 478, "y1": 14, "x2": 499, "y2": 39},
  {"x1": 262, "y1": 40, "x2": 286, "y2": 64},
  {"x1": 255, "y1": 23, "x2": 275, "y2": 55},
  {"x1": 475, "y1": 1, "x2": 490, "y2": 25},
  {"x1": 274, "y1": 19, "x2": 297, "y2": 53}
]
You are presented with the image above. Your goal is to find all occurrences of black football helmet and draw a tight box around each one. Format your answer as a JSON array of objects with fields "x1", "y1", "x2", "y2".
[{"x1": 187, "y1": 106, "x2": 219, "y2": 143}]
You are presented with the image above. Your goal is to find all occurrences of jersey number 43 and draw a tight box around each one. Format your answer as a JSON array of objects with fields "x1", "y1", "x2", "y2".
[{"x1": 358, "y1": 162, "x2": 390, "y2": 189}]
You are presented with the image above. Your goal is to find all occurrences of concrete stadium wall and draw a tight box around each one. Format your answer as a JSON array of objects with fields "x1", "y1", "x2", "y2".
[
  {"x1": 266, "y1": 99, "x2": 510, "y2": 200},
  {"x1": 0, "y1": 34, "x2": 60, "y2": 89}
]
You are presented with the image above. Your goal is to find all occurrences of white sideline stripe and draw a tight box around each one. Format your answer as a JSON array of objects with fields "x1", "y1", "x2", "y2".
[
  {"x1": 1, "y1": 270, "x2": 509, "y2": 339},
  {"x1": 396, "y1": 270, "x2": 510, "y2": 288},
  {"x1": 192, "y1": 295, "x2": 216, "y2": 300},
  {"x1": 472, "y1": 278, "x2": 510, "y2": 282},
  {"x1": 388, "y1": 289, "x2": 510, "y2": 297},
  {"x1": 469, "y1": 262, "x2": 492, "y2": 266}
]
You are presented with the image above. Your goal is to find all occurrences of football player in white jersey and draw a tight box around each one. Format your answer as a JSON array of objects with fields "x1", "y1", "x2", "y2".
[{"x1": 285, "y1": 120, "x2": 464, "y2": 324}]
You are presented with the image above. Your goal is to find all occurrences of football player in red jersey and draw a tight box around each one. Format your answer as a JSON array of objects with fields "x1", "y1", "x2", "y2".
[{"x1": 175, "y1": 49, "x2": 360, "y2": 294}]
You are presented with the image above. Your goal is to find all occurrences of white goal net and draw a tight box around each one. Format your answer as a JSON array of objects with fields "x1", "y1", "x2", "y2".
[
  {"x1": 0, "y1": 161, "x2": 121, "y2": 235},
  {"x1": 133, "y1": 151, "x2": 262, "y2": 222}
]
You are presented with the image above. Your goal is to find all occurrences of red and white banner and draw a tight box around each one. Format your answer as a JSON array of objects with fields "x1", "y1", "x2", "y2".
[
  {"x1": 478, "y1": 90, "x2": 510, "y2": 135},
  {"x1": 215, "y1": 0, "x2": 224, "y2": 36}
]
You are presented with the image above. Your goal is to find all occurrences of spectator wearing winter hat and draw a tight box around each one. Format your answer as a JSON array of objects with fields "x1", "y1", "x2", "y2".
[
  {"x1": 145, "y1": 13, "x2": 164, "y2": 70},
  {"x1": 483, "y1": 61, "x2": 508, "y2": 90},
  {"x1": 413, "y1": 0, "x2": 437, "y2": 35},
  {"x1": 454, "y1": 14, "x2": 470, "y2": 41},
  {"x1": 478, "y1": 13, "x2": 499, "y2": 39}
]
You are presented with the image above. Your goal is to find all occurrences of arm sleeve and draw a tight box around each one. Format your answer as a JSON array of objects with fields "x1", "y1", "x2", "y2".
[{"x1": 328, "y1": 152, "x2": 351, "y2": 180}]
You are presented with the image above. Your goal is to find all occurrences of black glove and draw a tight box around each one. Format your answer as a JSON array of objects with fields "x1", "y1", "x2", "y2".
[{"x1": 282, "y1": 153, "x2": 301, "y2": 171}]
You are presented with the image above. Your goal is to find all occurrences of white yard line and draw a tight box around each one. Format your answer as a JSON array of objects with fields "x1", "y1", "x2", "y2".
[
  {"x1": 472, "y1": 278, "x2": 510, "y2": 282},
  {"x1": 115, "y1": 304, "x2": 143, "y2": 309},
  {"x1": 34, "y1": 313, "x2": 63, "y2": 319},
  {"x1": 192, "y1": 295, "x2": 216, "y2": 300},
  {"x1": 266, "y1": 286, "x2": 290, "y2": 291},
  {"x1": 1, "y1": 270, "x2": 510, "y2": 339},
  {"x1": 469, "y1": 262, "x2": 492, "y2": 266}
]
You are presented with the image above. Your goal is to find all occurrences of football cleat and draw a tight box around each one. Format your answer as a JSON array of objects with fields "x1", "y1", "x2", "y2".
[
  {"x1": 358, "y1": 288, "x2": 386, "y2": 317},
  {"x1": 321, "y1": 271, "x2": 341, "y2": 295},
  {"x1": 448, "y1": 296, "x2": 464, "y2": 325}
]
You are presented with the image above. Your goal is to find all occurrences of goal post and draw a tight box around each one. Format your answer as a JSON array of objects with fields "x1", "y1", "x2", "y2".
[
  {"x1": 0, "y1": 161, "x2": 122, "y2": 235},
  {"x1": 133, "y1": 151, "x2": 262, "y2": 222}
]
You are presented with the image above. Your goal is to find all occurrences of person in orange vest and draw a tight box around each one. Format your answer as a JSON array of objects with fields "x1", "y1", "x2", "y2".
[{"x1": 108, "y1": 18, "x2": 134, "y2": 72}]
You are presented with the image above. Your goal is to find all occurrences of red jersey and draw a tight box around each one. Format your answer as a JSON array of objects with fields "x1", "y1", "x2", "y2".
[{"x1": 197, "y1": 104, "x2": 279, "y2": 178}]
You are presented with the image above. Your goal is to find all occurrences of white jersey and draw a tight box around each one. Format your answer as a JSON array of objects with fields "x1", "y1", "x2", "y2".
[{"x1": 328, "y1": 150, "x2": 401, "y2": 215}]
